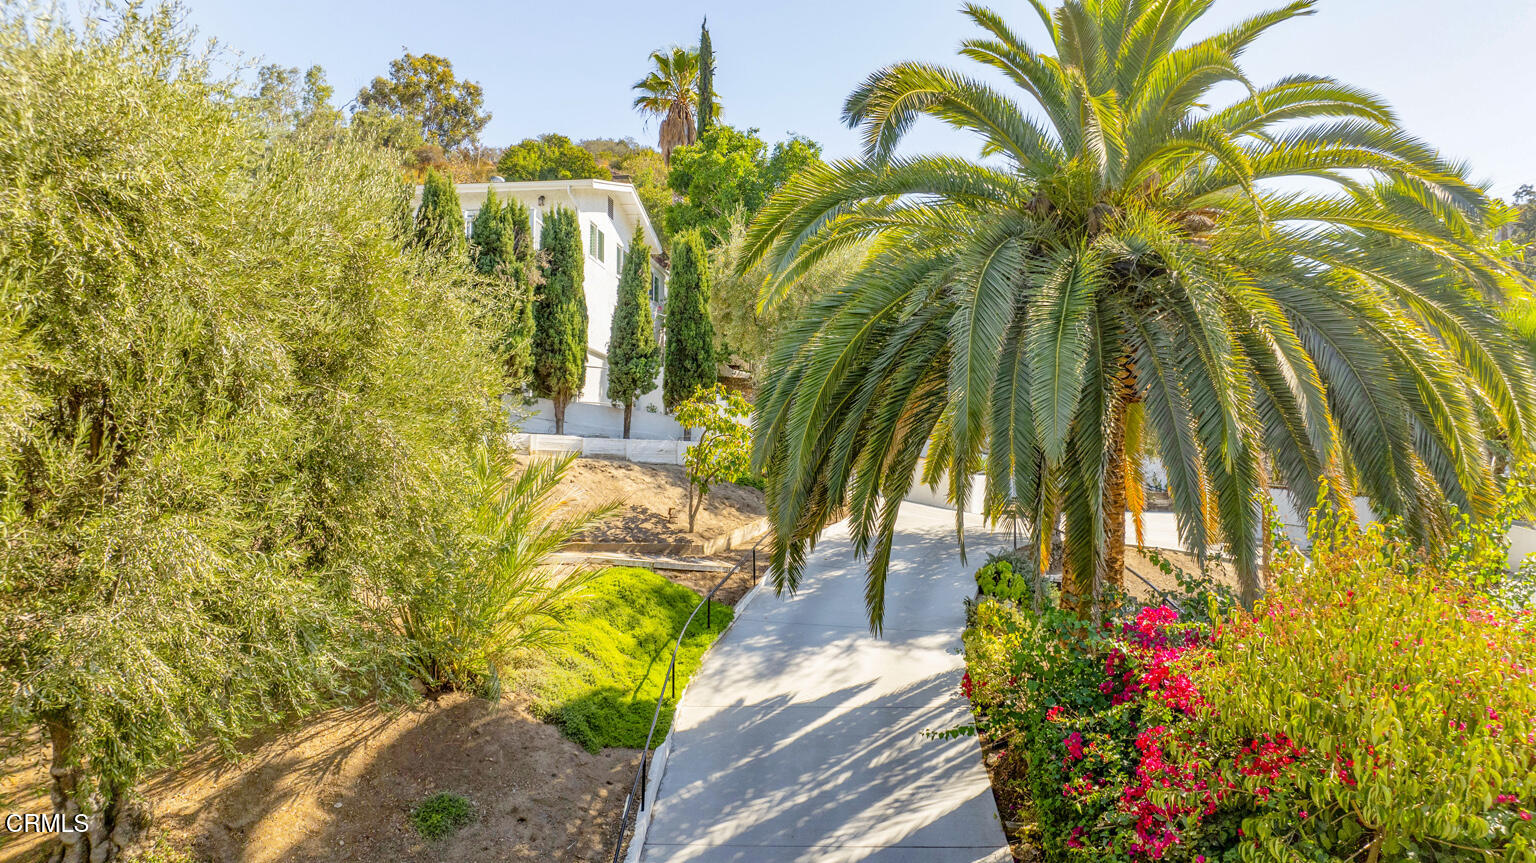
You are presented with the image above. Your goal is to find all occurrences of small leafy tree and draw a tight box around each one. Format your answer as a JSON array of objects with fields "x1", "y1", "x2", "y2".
[
  {"x1": 674, "y1": 385, "x2": 752, "y2": 532},
  {"x1": 470, "y1": 188, "x2": 537, "y2": 388},
  {"x1": 414, "y1": 167, "x2": 465, "y2": 259},
  {"x1": 606, "y1": 226, "x2": 661, "y2": 437},
  {"x1": 532, "y1": 206, "x2": 588, "y2": 433},
  {"x1": 663, "y1": 231, "x2": 716, "y2": 418}
]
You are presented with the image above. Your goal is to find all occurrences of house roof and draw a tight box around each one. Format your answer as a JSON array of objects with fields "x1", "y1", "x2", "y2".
[{"x1": 450, "y1": 178, "x2": 666, "y2": 261}]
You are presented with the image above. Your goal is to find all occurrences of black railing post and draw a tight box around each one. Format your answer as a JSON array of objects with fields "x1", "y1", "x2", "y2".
[
  {"x1": 640, "y1": 752, "x2": 648, "y2": 809},
  {"x1": 752, "y1": 547, "x2": 757, "y2": 585}
]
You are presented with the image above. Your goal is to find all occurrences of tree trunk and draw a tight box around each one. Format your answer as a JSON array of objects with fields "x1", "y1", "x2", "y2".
[
  {"x1": 1101, "y1": 389, "x2": 1130, "y2": 607},
  {"x1": 1062, "y1": 360, "x2": 1135, "y2": 621},
  {"x1": 687, "y1": 483, "x2": 700, "y2": 532},
  {"x1": 553, "y1": 396, "x2": 566, "y2": 435},
  {"x1": 622, "y1": 403, "x2": 633, "y2": 439},
  {"x1": 45, "y1": 719, "x2": 139, "y2": 863}
]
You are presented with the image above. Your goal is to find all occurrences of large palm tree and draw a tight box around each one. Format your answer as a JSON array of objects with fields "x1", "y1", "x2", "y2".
[
  {"x1": 743, "y1": 0, "x2": 1536, "y2": 630},
  {"x1": 632, "y1": 46, "x2": 721, "y2": 164}
]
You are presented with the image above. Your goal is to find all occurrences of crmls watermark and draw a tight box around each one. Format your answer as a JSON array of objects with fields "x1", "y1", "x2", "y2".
[{"x1": 4, "y1": 812, "x2": 91, "y2": 833}]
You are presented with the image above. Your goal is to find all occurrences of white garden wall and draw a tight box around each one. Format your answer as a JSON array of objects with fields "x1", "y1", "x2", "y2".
[{"x1": 508, "y1": 433, "x2": 695, "y2": 466}]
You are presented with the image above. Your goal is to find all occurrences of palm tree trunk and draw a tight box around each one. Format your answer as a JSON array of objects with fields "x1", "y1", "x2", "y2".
[
  {"x1": 1062, "y1": 361, "x2": 1135, "y2": 621},
  {"x1": 1101, "y1": 394, "x2": 1129, "y2": 607}
]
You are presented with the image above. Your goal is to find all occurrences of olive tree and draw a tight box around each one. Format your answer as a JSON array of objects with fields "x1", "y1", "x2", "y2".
[{"x1": 0, "y1": 8, "x2": 502, "y2": 859}]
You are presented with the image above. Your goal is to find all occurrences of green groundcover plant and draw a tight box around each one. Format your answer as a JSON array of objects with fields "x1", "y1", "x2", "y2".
[
  {"x1": 961, "y1": 490, "x2": 1536, "y2": 862},
  {"x1": 519, "y1": 567, "x2": 731, "y2": 752},
  {"x1": 409, "y1": 792, "x2": 475, "y2": 841}
]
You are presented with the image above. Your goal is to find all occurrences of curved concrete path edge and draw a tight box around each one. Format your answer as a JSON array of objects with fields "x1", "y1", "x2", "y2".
[{"x1": 635, "y1": 502, "x2": 1013, "y2": 863}]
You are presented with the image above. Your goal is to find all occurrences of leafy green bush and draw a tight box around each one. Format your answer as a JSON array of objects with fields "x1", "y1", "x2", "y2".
[
  {"x1": 973, "y1": 551, "x2": 1054, "y2": 606},
  {"x1": 410, "y1": 792, "x2": 475, "y2": 840},
  {"x1": 974, "y1": 557, "x2": 1032, "y2": 603},
  {"x1": 1194, "y1": 502, "x2": 1536, "y2": 860},
  {"x1": 520, "y1": 567, "x2": 731, "y2": 752}
]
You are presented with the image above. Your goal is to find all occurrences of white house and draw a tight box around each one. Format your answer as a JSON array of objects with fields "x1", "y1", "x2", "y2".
[{"x1": 442, "y1": 178, "x2": 686, "y2": 439}]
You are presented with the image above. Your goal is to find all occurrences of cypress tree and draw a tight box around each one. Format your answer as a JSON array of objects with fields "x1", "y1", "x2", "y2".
[
  {"x1": 532, "y1": 206, "x2": 588, "y2": 433},
  {"x1": 663, "y1": 230, "x2": 716, "y2": 418},
  {"x1": 470, "y1": 189, "x2": 536, "y2": 388},
  {"x1": 697, "y1": 18, "x2": 715, "y2": 140},
  {"x1": 414, "y1": 167, "x2": 466, "y2": 259},
  {"x1": 606, "y1": 226, "x2": 661, "y2": 438}
]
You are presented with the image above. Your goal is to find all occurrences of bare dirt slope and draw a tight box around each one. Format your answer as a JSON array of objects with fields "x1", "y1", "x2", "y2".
[
  {"x1": 555, "y1": 457, "x2": 765, "y2": 545},
  {"x1": 1122, "y1": 547, "x2": 1240, "y2": 603},
  {"x1": 1, "y1": 695, "x2": 637, "y2": 863}
]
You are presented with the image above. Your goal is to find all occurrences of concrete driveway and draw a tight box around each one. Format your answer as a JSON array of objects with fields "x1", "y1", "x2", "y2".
[{"x1": 637, "y1": 503, "x2": 1012, "y2": 863}]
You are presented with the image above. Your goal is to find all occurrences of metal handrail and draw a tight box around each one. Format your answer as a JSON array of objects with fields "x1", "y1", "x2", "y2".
[{"x1": 608, "y1": 536, "x2": 768, "y2": 863}]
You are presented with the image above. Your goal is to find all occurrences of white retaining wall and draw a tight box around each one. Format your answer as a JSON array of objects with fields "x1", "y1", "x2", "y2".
[
  {"x1": 509, "y1": 432, "x2": 695, "y2": 466},
  {"x1": 515, "y1": 397, "x2": 686, "y2": 440}
]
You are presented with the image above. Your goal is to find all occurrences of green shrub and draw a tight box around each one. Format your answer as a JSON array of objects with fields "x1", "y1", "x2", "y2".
[
  {"x1": 410, "y1": 792, "x2": 475, "y2": 840},
  {"x1": 974, "y1": 551, "x2": 1051, "y2": 605},
  {"x1": 520, "y1": 567, "x2": 731, "y2": 751},
  {"x1": 1194, "y1": 502, "x2": 1536, "y2": 860}
]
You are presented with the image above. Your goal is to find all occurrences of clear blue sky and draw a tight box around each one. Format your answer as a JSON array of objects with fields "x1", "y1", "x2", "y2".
[{"x1": 182, "y1": 0, "x2": 1534, "y2": 198}]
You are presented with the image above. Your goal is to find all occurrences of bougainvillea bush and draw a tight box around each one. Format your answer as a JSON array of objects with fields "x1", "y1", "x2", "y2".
[{"x1": 962, "y1": 503, "x2": 1536, "y2": 862}]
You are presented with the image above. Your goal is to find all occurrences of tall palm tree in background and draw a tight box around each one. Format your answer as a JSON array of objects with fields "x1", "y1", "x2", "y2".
[
  {"x1": 633, "y1": 46, "x2": 721, "y2": 164},
  {"x1": 744, "y1": 0, "x2": 1536, "y2": 629}
]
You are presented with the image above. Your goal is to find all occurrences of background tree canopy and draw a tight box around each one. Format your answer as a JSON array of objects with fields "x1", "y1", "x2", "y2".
[
  {"x1": 497, "y1": 133, "x2": 605, "y2": 181},
  {"x1": 356, "y1": 50, "x2": 491, "y2": 150},
  {"x1": 0, "y1": 8, "x2": 503, "y2": 856},
  {"x1": 666, "y1": 126, "x2": 821, "y2": 243}
]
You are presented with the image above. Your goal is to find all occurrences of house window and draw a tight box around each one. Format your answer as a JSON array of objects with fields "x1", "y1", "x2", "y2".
[
  {"x1": 616, "y1": 244, "x2": 625, "y2": 273},
  {"x1": 607, "y1": 197, "x2": 615, "y2": 219},
  {"x1": 651, "y1": 272, "x2": 662, "y2": 304},
  {"x1": 463, "y1": 209, "x2": 477, "y2": 237},
  {"x1": 589, "y1": 224, "x2": 605, "y2": 263}
]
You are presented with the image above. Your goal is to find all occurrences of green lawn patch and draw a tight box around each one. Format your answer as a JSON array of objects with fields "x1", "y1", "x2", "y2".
[{"x1": 521, "y1": 566, "x2": 733, "y2": 752}]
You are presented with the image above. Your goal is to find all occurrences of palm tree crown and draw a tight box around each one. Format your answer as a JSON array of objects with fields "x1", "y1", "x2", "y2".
[
  {"x1": 744, "y1": 0, "x2": 1536, "y2": 630},
  {"x1": 633, "y1": 46, "x2": 721, "y2": 164}
]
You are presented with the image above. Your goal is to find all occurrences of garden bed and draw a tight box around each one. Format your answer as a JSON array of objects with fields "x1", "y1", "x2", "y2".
[{"x1": 961, "y1": 514, "x2": 1536, "y2": 862}]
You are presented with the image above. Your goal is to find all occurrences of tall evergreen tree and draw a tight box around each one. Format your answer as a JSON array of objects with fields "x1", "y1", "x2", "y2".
[
  {"x1": 606, "y1": 226, "x2": 661, "y2": 438},
  {"x1": 532, "y1": 207, "x2": 588, "y2": 432},
  {"x1": 470, "y1": 189, "x2": 537, "y2": 388},
  {"x1": 414, "y1": 167, "x2": 465, "y2": 258},
  {"x1": 663, "y1": 231, "x2": 716, "y2": 418},
  {"x1": 697, "y1": 18, "x2": 715, "y2": 140}
]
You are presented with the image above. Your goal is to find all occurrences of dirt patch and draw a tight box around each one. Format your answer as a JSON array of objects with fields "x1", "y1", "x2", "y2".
[
  {"x1": 653, "y1": 552, "x2": 766, "y2": 607},
  {"x1": 554, "y1": 458, "x2": 764, "y2": 545},
  {"x1": 1, "y1": 695, "x2": 638, "y2": 863},
  {"x1": 1121, "y1": 547, "x2": 1240, "y2": 603}
]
